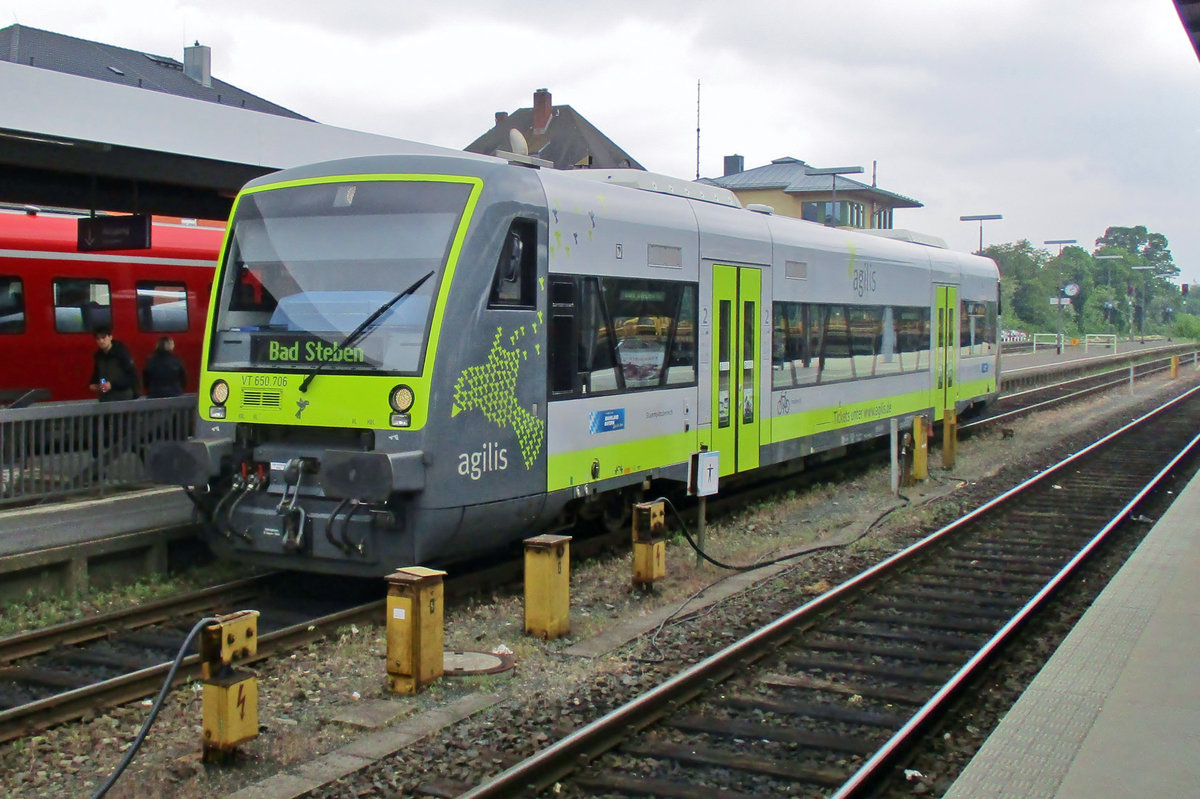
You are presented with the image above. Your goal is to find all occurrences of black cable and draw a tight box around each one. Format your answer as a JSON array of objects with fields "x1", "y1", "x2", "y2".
[
  {"x1": 654, "y1": 493, "x2": 909, "y2": 572},
  {"x1": 90, "y1": 615, "x2": 219, "y2": 799},
  {"x1": 632, "y1": 494, "x2": 910, "y2": 663}
]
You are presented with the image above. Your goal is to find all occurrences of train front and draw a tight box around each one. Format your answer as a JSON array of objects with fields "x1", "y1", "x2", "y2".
[{"x1": 148, "y1": 154, "x2": 551, "y2": 576}]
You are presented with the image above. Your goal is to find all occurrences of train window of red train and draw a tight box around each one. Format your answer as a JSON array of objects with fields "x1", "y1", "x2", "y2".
[
  {"x1": 0, "y1": 276, "x2": 24, "y2": 334},
  {"x1": 136, "y1": 282, "x2": 189, "y2": 332},
  {"x1": 53, "y1": 278, "x2": 111, "y2": 333}
]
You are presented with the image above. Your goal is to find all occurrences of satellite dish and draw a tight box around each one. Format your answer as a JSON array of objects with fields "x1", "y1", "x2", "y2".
[
  {"x1": 508, "y1": 129, "x2": 529, "y2": 156},
  {"x1": 1064, "y1": 283, "x2": 1080, "y2": 297}
]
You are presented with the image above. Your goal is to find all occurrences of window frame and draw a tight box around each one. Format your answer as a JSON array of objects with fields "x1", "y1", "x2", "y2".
[
  {"x1": 0, "y1": 275, "x2": 25, "y2": 334},
  {"x1": 136, "y1": 280, "x2": 190, "y2": 333},
  {"x1": 53, "y1": 277, "x2": 112, "y2": 334}
]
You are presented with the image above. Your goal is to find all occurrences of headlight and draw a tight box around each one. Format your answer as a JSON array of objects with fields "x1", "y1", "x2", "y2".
[
  {"x1": 389, "y1": 384, "x2": 414, "y2": 413},
  {"x1": 210, "y1": 379, "x2": 230, "y2": 405}
]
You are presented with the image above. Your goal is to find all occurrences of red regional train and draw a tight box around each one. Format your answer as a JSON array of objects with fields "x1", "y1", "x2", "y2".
[{"x1": 0, "y1": 208, "x2": 223, "y2": 403}]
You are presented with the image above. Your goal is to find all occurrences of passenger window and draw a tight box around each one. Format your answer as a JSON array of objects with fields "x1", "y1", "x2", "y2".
[
  {"x1": 547, "y1": 276, "x2": 698, "y2": 399},
  {"x1": 136, "y1": 282, "x2": 189, "y2": 332},
  {"x1": 0, "y1": 276, "x2": 24, "y2": 334},
  {"x1": 772, "y1": 301, "x2": 931, "y2": 387},
  {"x1": 489, "y1": 220, "x2": 537, "y2": 308},
  {"x1": 53, "y1": 278, "x2": 111, "y2": 333},
  {"x1": 549, "y1": 278, "x2": 578, "y2": 394}
]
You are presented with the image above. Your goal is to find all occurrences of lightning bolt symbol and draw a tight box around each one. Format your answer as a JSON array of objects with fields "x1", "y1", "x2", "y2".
[{"x1": 236, "y1": 683, "x2": 247, "y2": 719}]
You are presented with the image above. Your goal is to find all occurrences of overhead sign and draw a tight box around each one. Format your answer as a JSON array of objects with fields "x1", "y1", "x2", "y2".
[{"x1": 77, "y1": 214, "x2": 151, "y2": 252}]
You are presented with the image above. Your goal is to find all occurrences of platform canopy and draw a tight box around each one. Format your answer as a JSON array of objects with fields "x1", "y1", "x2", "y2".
[{"x1": 0, "y1": 60, "x2": 482, "y2": 220}]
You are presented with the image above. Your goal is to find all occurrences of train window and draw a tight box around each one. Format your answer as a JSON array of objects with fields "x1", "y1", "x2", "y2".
[
  {"x1": 53, "y1": 278, "x2": 111, "y2": 333},
  {"x1": 136, "y1": 282, "x2": 189, "y2": 332},
  {"x1": 717, "y1": 299, "x2": 731, "y2": 427},
  {"x1": 960, "y1": 300, "x2": 997, "y2": 357},
  {"x1": 548, "y1": 277, "x2": 578, "y2": 395},
  {"x1": 211, "y1": 179, "x2": 472, "y2": 375},
  {"x1": 742, "y1": 300, "x2": 755, "y2": 423},
  {"x1": 489, "y1": 220, "x2": 537, "y2": 309},
  {"x1": 772, "y1": 302, "x2": 931, "y2": 388},
  {"x1": 549, "y1": 276, "x2": 697, "y2": 399},
  {"x1": 0, "y1": 276, "x2": 24, "y2": 334},
  {"x1": 601, "y1": 278, "x2": 697, "y2": 390}
]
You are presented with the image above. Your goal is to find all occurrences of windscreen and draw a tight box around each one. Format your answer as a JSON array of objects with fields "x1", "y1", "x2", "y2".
[{"x1": 209, "y1": 179, "x2": 472, "y2": 375}]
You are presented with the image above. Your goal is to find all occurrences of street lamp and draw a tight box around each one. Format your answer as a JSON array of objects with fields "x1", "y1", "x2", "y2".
[
  {"x1": 1131, "y1": 265, "x2": 1154, "y2": 343},
  {"x1": 1044, "y1": 239, "x2": 1077, "y2": 256},
  {"x1": 805, "y1": 166, "x2": 864, "y2": 227},
  {"x1": 960, "y1": 214, "x2": 1003, "y2": 253},
  {"x1": 1094, "y1": 254, "x2": 1122, "y2": 287}
]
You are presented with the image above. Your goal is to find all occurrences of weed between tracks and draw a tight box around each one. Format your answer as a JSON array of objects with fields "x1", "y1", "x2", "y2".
[
  {"x1": 0, "y1": 560, "x2": 259, "y2": 639},
  {"x1": 1, "y1": 372, "x2": 1195, "y2": 798}
]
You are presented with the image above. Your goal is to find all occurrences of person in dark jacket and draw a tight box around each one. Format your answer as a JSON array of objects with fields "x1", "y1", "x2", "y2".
[
  {"x1": 88, "y1": 326, "x2": 139, "y2": 402},
  {"x1": 143, "y1": 336, "x2": 187, "y2": 398}
]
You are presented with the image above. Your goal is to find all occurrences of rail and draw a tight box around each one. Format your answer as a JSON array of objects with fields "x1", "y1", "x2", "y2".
[{"x1": 0, "y1": 395, "x2": 195, "y2": 507}]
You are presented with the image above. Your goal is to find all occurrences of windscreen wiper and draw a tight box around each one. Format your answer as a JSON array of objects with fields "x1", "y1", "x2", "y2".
[{"x1": 298, "y1": 270, "x2": 434, "y2": 393}]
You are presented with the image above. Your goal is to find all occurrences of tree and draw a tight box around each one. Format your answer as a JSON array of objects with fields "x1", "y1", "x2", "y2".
[
  {"x1": 983, "y1": 240, "x2": 1051, "y2": 330},
  {"x1": 1095, "y1": 226, "x2": 1178, "y2": 278}
]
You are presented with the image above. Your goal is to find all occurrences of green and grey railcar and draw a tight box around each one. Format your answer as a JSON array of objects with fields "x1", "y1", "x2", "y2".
[{"x1": 149, "y1": 152, "x2": 999, "y2": 576}]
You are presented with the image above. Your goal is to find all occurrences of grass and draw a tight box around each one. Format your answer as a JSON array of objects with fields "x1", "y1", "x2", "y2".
[{"x1": 0, "y1": 559, "x2": 260, "y2": 638}]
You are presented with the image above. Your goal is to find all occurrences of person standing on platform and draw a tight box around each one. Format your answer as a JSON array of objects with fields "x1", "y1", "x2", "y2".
[
  {"x1": 88, "y1": 326, "x2": 139, "y2": 401},
  {"x1": 143, "y1": 336, "x2": 187, "y2": 398}
]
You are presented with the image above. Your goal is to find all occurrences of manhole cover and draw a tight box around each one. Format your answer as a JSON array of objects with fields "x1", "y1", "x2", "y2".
[{"x1": 443, "y1": 650, "x2": 515, "y2": 676}]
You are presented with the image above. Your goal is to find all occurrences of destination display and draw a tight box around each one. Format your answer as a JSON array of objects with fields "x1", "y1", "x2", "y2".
[{"x1": 251, "y1": 334, "x2": 369, "y2": 365}]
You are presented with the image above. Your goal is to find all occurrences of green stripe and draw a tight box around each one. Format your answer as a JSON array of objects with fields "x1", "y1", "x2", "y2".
[
  {"x1": 547, "y1": 430, "x2": 697, "y2": 492},
  {"x1": 769, "y1": 388, "x2": 932, "y2": 442}
]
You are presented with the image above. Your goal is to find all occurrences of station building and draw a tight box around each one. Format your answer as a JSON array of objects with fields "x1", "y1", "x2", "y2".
[{"x1": 701, "y1": 155, "x2": 922, "y2": 230}]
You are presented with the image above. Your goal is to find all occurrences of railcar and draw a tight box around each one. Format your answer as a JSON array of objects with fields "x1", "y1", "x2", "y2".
[
  {"x1": 149, "y1": 152, "x2": 999, "y2": 576},
  {"x1": 0, "y1": 209, "x2": 222, "y2": 402}
]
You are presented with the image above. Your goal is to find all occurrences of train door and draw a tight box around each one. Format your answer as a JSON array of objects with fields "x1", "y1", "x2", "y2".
[
  {"x1": 934, "y1": 285, "x2": 958, "y2": 412},
  {"x1": 711, "y1": 265, "x2": 761, "y2": 477}
]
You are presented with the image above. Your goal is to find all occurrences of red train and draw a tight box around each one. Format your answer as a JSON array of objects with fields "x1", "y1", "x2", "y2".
[{"x1": 0, "y1": 209, "x2": 223, "y2": 403}]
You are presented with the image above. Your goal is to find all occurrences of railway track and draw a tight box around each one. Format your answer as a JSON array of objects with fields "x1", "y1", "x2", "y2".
[
  {"x1": 976, "y1": 350, "x2": 1193, "y2": 430},
  {"x1": 455, "y1": 383, "x2": 1200, "y2": 798},
  {"x1": 0, "y1": 362, "x2": 1190, "y2": 749},
  {"x1": 0, "y1": 573, "x2": 379, "y2": 744}
]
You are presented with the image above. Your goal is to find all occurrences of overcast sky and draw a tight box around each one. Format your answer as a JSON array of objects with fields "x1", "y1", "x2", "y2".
[{"x1": 5, "y1": 1, "x2": 1199, "y2": 279}]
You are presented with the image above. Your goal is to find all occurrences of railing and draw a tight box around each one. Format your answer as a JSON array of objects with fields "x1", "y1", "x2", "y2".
[
  {"x1": 1031, "y1": 332, "x2": 1062, "y2": 352},
  {"x1": 0, "y1": 396, "x2": 196, "y2": 508},
  {"x1": 1084, "y1": 333, "x2": 1118, "y2": 352}
]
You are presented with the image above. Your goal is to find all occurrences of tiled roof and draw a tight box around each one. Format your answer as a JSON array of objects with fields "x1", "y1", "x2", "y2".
[
  {"x1": 0, "y1": 24, "x2": 310, "y2": 120},
  {"x1": 465, "y1": 104, "x2": 643, "y2": 170},
  {"x1": 702, "y1": 156, "x2": 922, "y2": 208}
]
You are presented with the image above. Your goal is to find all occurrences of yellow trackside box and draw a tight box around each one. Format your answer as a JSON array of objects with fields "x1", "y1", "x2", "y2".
[
  {"x1": 199, "y1": 610, "x2": 261, "y2": 761},
  {"x1": 942, "y1": 409, "x2": 958, "y2": 470},
  {"x1": 385, "y1": 566, "x2": 446, "y2": 695},
  {"x1": 913, "y1": 417, "x2": 930, "y2": 482},
  {"x1": 632, "y1": 500, "x2": 667, "y2": 589},
  {"x1": 202, "y1": 673, "x2": 259, "y2": 756},
  {"x1": 524, "y1": 534, "x2": 571, "y2": 640}
]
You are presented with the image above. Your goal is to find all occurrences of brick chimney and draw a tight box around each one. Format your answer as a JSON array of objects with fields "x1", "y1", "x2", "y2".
[
  {"x1": 495, "y1": 111, "x2": 509, "y2": 127},
  {"x1": 184, "y1": 41, "x2": 212, "y2": 87},
  {"x1": 532, "y1": 88, "x2": 552, "y2": 135}
]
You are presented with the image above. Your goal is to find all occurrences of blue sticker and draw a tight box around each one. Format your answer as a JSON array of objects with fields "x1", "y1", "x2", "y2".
[
  {"x1": 981, "y1": 362, "x2": 991, "y2": 374},
  {"x1": 589, "y1": 408, "x2": 625, "y2": 434}
]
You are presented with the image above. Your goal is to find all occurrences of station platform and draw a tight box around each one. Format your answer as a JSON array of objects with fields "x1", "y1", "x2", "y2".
[
  {"x1": 0, "y1": 487, "x2": 194, "y2": 598},
  {"x1": 943, "y1": 468, "x2": 1200, "y2": 797}
]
